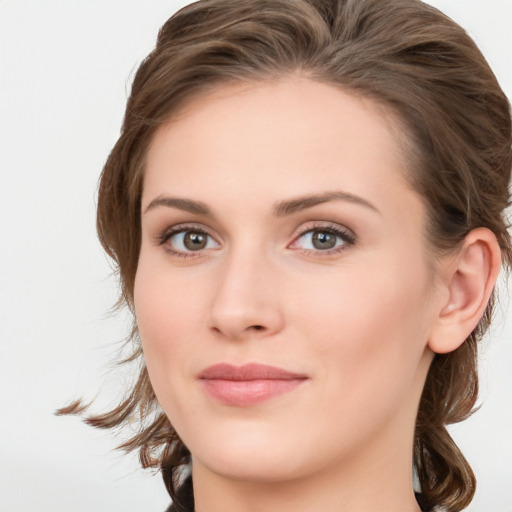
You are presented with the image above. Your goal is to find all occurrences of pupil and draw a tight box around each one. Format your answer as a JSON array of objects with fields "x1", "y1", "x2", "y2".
[
  {"x1": 184, "y1": 232, "x2": 206, "y2": 250},
  {"x1": 312, "y1": 231, "x2": 336, "y2": 250}
]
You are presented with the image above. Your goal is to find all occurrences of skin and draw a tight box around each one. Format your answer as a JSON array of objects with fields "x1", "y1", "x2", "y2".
[{"x1": 134, "y1": 77, "x2": 500, "y2": 512}]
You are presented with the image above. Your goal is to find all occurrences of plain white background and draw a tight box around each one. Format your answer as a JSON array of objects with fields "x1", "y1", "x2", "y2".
[{"x1": 0, "y1": 1, "x2": 511, "y2": 511}]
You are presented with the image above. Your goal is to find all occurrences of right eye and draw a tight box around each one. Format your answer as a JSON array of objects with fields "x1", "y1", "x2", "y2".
[{"x1": 159, "y1": 226, "x2": 220, "y2": 258}]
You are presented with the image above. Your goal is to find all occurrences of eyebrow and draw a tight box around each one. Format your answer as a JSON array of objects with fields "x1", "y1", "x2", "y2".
[
  {"x1": 143, "y1": 190, "x2": 380, "y2": 217},
  {"x1": 272, "y1": 191, "x2": 380, "y2": 217}
]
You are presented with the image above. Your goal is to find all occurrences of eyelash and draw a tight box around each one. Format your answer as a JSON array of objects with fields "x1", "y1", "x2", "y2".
[{"x1": 156, "y1": 222, "x2": 356, "y2": 259}]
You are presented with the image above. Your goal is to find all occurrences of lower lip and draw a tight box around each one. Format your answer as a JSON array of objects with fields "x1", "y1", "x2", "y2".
[{"x1": 201, "y1": 378, "x2": 306, "y2": 406}]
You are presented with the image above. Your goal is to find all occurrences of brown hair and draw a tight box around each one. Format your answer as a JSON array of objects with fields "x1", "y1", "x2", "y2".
[{"x1": 58, "y1": 1, "x2": 512, "y2": 511}]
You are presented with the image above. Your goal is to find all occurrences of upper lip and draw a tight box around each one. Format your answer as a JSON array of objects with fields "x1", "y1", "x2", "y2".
[{"x1": 198, "y1": 363, "x2": 307, "y2": 381}]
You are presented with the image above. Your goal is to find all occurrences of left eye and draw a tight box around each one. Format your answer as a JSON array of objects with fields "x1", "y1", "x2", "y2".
[{"x1": 294, "y1": 228, "x2": 353, "y2": 251}]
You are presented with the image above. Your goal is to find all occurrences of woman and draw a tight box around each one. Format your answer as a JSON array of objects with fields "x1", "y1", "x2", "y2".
[{"x1": 59, "y1": 0, "x2": 511, "y2": 511}]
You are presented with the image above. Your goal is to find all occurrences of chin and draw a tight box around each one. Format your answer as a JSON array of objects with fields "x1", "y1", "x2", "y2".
[
  {"x1": 188, "y1": 427, "x2": 316, "y2": 483},
  {"x1": 194, "y1": 451, "x2": 310, "y2": 484}
]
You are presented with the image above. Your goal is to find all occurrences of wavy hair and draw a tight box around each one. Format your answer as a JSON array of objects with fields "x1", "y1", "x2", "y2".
[{"x1": 58, "y1": 1, "x2": 512, "y2": 511}]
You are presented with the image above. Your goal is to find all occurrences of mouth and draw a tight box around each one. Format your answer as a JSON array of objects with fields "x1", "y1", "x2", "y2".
[{"x1": 198, "y1": 363, "x2": 308, "y2": 406}]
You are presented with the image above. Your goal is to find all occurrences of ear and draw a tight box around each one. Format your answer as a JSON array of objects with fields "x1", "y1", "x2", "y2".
[{"x1": 428, "y1": 228, "x2": 502, "y2": 354}]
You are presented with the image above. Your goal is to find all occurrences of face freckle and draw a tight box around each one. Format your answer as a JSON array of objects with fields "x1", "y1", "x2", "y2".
[{"x1": 134, "y1": 77, "x2": 438, "y2": 485}]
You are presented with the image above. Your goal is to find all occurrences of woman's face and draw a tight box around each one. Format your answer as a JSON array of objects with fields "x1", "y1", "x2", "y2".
[{"x1": 135, "y1": 78, "x2": 441, "y2": 483}]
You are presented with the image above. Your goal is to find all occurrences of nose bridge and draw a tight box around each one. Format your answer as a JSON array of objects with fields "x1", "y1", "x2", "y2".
[{"x1": 209, "y1": 237, "x2": 283, "y2": 339}]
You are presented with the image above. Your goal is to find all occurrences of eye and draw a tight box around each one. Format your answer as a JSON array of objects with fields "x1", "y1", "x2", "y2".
[
  {"x1": 158, "y1": 225, "x2": 219, "y2": 257},
  {"x1": 291, "y1": 224, "x2": 355, "y2": 254}
]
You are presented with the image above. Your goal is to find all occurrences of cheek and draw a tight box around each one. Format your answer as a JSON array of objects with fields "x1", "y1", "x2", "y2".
[
  {"x1": 290, "y1": 252, "x2": 433, "y2": 400},
  {"x1": 133, "y1": 267, "x2": 208, "y2": 442},
  {"x1": 133, "y1": 260, "x2": 204, "y2": 393},
  {"x1": 135, "y1": 252, "x2": 207, "y2": 338}
]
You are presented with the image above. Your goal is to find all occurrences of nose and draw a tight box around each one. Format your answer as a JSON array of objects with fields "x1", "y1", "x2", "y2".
[{"x1": 208, "y1": 246, "x2": 285, "y2": 341}]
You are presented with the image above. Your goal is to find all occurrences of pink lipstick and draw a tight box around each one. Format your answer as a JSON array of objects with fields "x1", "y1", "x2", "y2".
[{"x1": 198, "y1": 363, "x2": 307, "y2": 406}]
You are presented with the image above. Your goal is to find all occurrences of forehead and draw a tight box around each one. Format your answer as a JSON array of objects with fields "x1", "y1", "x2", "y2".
[
  {"x1": 142, "y1": 78, "x2": 426, "y2": 233},
  {"x1": 150, "y1": 77, "x2": 406, "y2": 152}
]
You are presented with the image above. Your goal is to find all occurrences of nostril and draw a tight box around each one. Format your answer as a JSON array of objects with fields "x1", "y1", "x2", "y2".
[{"x1": 252, "y1": 325, "x2": 264, "y2": 330}]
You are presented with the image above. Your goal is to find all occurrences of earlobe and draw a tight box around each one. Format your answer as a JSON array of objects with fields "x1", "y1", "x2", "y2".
[{"x1": 428, "y1": 228, "x2": 502, "y2": 354}]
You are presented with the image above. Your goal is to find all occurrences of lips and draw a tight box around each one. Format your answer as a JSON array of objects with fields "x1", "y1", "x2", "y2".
[
  {"x1": 199, "y1": 363, "x2": 306, "y2": 381},
  {"x1": 198, "y1": 363, "x2": 308, "y2": 406}
]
